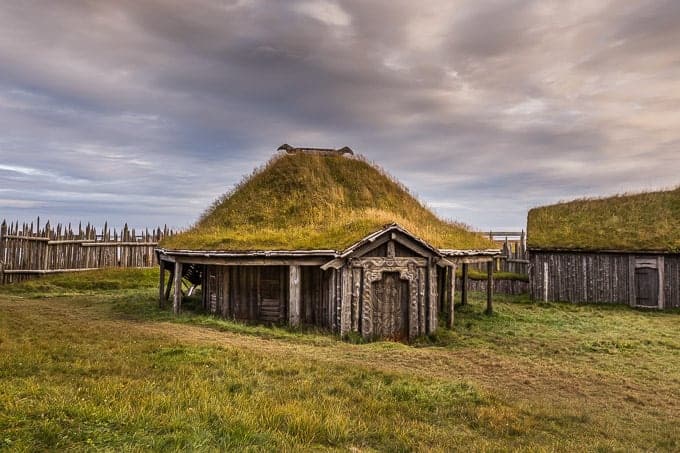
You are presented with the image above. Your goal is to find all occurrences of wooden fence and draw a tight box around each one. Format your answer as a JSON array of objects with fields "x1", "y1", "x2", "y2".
[
  {"x1": 472, "y1": 231, "x2": 529, "y2": 275},
  {"x1": 0, "y1": 218, "x2": 173, "y2": 284}
]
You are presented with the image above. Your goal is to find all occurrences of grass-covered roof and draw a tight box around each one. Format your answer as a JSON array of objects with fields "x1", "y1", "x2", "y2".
[
  {"x1": 161, "y1": 152, "x2": 494, "y2": 252},
  {"x1": 527, "y1": 187, "x2": 680, "y2": 252}
]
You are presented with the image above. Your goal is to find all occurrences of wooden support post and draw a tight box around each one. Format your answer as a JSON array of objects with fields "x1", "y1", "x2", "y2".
[
  {"x1": 485, "y1": 260, "x2": 493, "y2": 315},
  {"x1": 461, "y1": 263, "x2": 469, "y2": 305},
  {"x1": 340, "y1": 267, "x2": 352, "y2": 336},
  {"x1": 0, "y1": 221, "x2": 5, "y2": 285},
  {"x1": 543, "y1": 261, "x2": 549, "y2": 302},
  {"x1": 173, "y1": 261, "x2": 183, "y2": 315},
  {"x1": 658, "y1": 256, "x2": 665, "y2": 309},
  {"x1": 165, "y1": 269, "x2": 174, "y2": 303},
  {"x1": 289, "y1": 265, "x2": 301, "y2": 326},
  {"x1": 447, "y1": 264, "x2": 457, "y2": 329},
  {"x1": 159, "y1": 259, "x2": 166, "y2": 308}
]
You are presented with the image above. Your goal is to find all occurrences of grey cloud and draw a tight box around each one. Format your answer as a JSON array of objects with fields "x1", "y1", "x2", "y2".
[{"x1": 0, "y1": 0, "x2": 678, "y2": 231}]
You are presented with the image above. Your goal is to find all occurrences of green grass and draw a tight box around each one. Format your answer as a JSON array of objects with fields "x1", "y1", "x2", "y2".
[
  {"x1": 528, "y1": 186, "x2": 680, "y2": 252},
  {"x1": 1, "y1": 269, "x2": 680, "y2": 451},
  {"x1": 161, "y1": 153, "x2": 494, "y2": 251}
]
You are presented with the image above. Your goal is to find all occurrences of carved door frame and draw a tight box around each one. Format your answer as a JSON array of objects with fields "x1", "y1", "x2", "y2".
[{"x1": 351, "y1": 257, "x2": 426, "y2": 340}]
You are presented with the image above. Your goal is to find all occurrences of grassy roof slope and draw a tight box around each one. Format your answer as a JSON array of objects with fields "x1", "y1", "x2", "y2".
[
  {"x1": 161, "y1": 153, "x2": 493, "y2": 251},
  {"x1": 527, "y1": 187, "x2": 680, "y2": 252}
]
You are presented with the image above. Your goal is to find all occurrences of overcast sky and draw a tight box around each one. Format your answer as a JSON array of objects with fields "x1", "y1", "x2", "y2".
[{"x1": 1, "y1": 1, "x2": 679, "y2": 232}]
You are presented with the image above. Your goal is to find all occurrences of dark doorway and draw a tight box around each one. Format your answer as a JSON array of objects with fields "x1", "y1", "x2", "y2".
[
  {"x1": 635, "y1": 267, "x2": 659, "y2": 307},
  {"x1": 260, "y1": 266, "x2": 286, "y2": 323},
  {"x1": 371, "y1": 272, "x2": 409, "y2": 340}
]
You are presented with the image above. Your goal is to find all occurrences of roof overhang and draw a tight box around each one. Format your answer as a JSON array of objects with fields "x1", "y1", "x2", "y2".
[{"x1": 156, "y1": 223, "x2": 502, "y2": 267}]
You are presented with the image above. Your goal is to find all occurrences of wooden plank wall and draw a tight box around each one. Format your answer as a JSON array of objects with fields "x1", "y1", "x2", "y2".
[
  {"x1": 664, "y1": 256, "x2": 680, "y2": 309},
  {"x1": 204, "y1": 264, "x2": 334, "y2": 326},
  {"x1": 204, "y1": 265, "x2": 269, "y2": 321},
  {"x1": 457, "y1": 277, "x2": 528, "y2": 295},
  {"x1": 529, "y1": 251, "x2": 635, "y2": 305},
  {"x1": 0, "y1": 218, "x2": 172, "y2": 284}
]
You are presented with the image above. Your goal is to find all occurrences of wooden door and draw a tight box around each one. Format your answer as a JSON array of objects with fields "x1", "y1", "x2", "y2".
[
  {"x1": 635, "y1": 267, "x2": 659, "y2": 307},
  {"x1": 260, "y1": 266, "x2": 284, "y2": 323},
  {"x1": 371, "y1": 272, "x2": 409, "y2": 340}
]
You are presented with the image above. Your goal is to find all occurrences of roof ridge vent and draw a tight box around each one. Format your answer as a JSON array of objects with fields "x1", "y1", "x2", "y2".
[{"x1": 277, "y1": 144, "x2": 354, "y2": 156}]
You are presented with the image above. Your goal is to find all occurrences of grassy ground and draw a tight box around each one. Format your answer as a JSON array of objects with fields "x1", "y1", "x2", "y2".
[{"x1": 1, "y1": 269, "x2": 679, "y2": 451}]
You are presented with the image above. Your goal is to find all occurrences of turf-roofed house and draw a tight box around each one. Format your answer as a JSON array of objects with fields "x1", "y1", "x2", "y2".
[
  {"x1": 157, "y1": 145, "x2": 499, "y2": 341},
  {"x1": 527, "y1": 187, "x2": 680, "y2": 309}
]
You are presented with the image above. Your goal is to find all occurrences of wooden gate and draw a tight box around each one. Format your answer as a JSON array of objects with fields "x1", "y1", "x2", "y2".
[
  {"x1": 635, "y1": 267, "x2": 659, "y2": 307},
  {"x1": 371, "y1": 272, "x2": 410, "y2": 340}
]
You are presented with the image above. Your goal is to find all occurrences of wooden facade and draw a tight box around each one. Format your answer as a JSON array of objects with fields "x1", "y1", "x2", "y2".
[
  {"x1": 529, "y1": 250, "x2": 680, "y2": 309},
  {"x1": 158, "y1": 225, "x2": 499, "y2": 341}
]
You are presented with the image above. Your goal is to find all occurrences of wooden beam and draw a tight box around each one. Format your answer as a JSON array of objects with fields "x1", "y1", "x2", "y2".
[
  {"x1": 658, "y1": 256, "x2": 665, "y2": 309},
  {"x1": 628, "y1": 255, "x2": 636, "y2": 307},
  {"x1": 340, "y1": 266, "x2": 351, "y2": 336},
  {"x1": 159, "y1": 260, "x2": 166, "y2": 308},
  {"x1": 543, "y1": 262, "x2": 549, "y2": 302},
  {"x1": 173, "y1": 261, "x2": 183, "y2": 315},
  {"x1": 461, "y1": 263, "x2": 469, "y2": 305},
  {"x1": 447, "y1": 264, "x2": 457, "y2": 329},
  {"x1": 3, "y1": 267, "x2": 103, "y2": 274},
  {"x1": 485, "y1": 261, "x2": 494, "y2": 315},
  {"x1": 428, "y1": 261, "x2": 438, "y2": 333},
  {"x1": 165, "y1": 268, "x2": 174, "y2": 303},
  {"x1": 158, "y1": 255, "x2": 327, "y2": 266},
  {"x1": 82, "y1": 242, "x2": 158, "y2": 247},
  {"x1": 289, "y1": 265, "x2": 301, "y2": 326}
]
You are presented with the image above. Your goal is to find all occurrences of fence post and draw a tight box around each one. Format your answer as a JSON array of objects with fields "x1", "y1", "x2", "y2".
[{"x1": 0, "y1": 221, "x2": 6, "y2": 284}]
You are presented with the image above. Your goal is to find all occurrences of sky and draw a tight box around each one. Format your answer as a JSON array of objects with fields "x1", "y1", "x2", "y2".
[{"x1": 0, "y1": 0, "x2": 679, "y2": 232}]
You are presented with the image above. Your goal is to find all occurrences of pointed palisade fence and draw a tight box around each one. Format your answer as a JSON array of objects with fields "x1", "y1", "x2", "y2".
[
  {"x1": 470, "y1": 231, "x2": 529, "y2": 275},
  {"x1": 0, "y1": 218, "x2": 174, "y2": 284}
]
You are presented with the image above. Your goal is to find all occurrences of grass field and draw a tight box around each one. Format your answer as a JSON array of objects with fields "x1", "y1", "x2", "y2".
[{"x1": 1, "y1": 269, "x2": 679, "y2": 451}]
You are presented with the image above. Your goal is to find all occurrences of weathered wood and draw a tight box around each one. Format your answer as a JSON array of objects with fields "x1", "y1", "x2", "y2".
[
  {"x1": 542, "y1": 261, "x2": 549, "y2": 302},
  {"x1": 3, "y1": 267, "x2": 107, "y2": 274},
  {"x1": 461, "y1": 263, "x2": 469, "y2": 305},
  {"x1": 165, "y1": 269, "x2": 174, "y2": 302},
  {"x1": 340, "y1": 266, "x2": 352, "y2": 336},
  {"x1": 0, "y1": 218, "x2": 170, "y2": 285},
  {"x1": 428, "y1": 261, "x2": 438, "y2": 333},
  {"x1": 486, "y1": 261, "x2": 494, "y2": 315},
  {"x1": 81, "y1": 241, "x2": 158, "y2": 247},
  {"x1": 288, "y1": 265, "x2": 301, "y2": 326},
  {"x1": 155, "y1": 255, "x2": 327, "y2": 266},
  {"x1": 222, "y1": 266, "x2": 231, "y2": 318},
  {"x1": 2, "y1": 235, "x2": 50, "y2": 241},
  {"x1": 657, "y1": 256, "x2": 665, "y2": 309},
  {"x1": 529, "y1": 250, "x2": 673, "y2": 307},
  {"x1": 173, "y1": 261, "x2": 183, "y2": 314},
  {"x1": 351, "y1": 267, "x2": 361, "y2": 332},
  {"x1": 159, "y1": 260, "x2": 166, "y2": 308},
  {"x1": 447, "y1": 264, "x2": 457, "y2": 329},
  {"x1": 418, "y1": 267, "x2": 426, "y2": 335}
]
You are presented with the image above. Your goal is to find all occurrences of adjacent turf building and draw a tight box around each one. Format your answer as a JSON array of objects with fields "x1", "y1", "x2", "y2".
[
  {"x1": 527, "y1": 187, "x2": 680, "y2": 309},
  {"x1": 157, "y1": 145, "x2": 499, "y2": 341}
]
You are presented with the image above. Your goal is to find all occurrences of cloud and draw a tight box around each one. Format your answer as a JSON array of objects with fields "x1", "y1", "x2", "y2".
[{"x1": 0, "y1": 0, "x2": 678, "y2": 231}]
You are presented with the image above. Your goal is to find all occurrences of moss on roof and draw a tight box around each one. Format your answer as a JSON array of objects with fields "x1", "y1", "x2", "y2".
[
  {"x1": 161, "y1": 152, "x2": 494, "y2": 252},
  {"x1": 527, "y1": 187, "x2": 680, "y2": 252}
]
